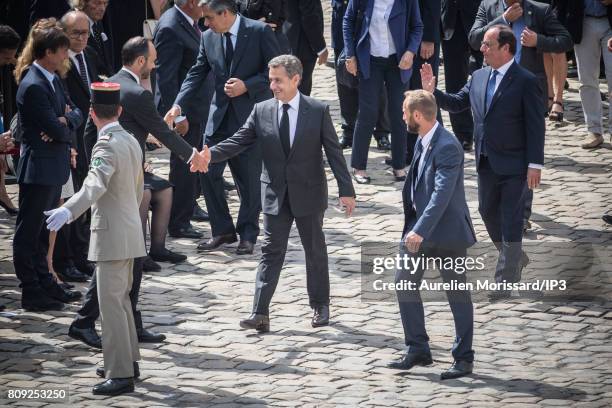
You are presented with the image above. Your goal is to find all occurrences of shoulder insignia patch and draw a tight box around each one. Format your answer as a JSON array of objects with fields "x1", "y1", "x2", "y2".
[
  {"x1": 91, "y1": 157, "x2": 104, "y2": 168},
  {"x1": 99, "y1": 132, "x2": 112, "y2": 142}
]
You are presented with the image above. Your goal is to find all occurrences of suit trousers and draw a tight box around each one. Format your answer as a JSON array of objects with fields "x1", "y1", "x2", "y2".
[
  {"x1": 72, "y1": 257, "x2": 144, "y2": 331},
  {"x1": 477, "y1": 157, "x2": 526, "y2": 283},
  {"x1": 352, "y1": 56, "x2": 408, "y2": 171},
  {"x1": 13, "y1": 183, "x2": 61, "y2": 290},
  {"x1": 169, "y1": 121, "x2": 202, "y2": 232},
  {"x1": 442, "y1": 21, "x2": 483, "y2": 144},
  {"x1": 333, "y1": 49, "x2": 391, "y2": 141},
  {"x1": 395, "y1": 244, "x2": 474, "y2": 362},
  {"x1": 252, "y1": 196, "x2": 329, "y2": 315},
  {"x1": 298, "y1": 51, "x2": 317, "y2": 96},
  {"x1": 96, "y1": 258, "x2": 140, "y2": 379},
  {"x1": 574, "y1": 16, "x2": 612, "y2": 135}
]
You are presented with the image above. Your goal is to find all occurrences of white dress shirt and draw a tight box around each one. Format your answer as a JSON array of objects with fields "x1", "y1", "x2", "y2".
[
  {"x1": 69, "y1": 49, "x2": 91, "y2": 86},
  {"x1": 223, "y1": 15, "x2": 241, "y2": 52},
  {"x1": 369, "y1": 0, "x2": 396, "y2": 57},
  {"x1": 33, "y1": 61, "x2": 56, "y2": 90},
  {"x1": 277, "y1": 92, "x2": 301, "y2": 147}
]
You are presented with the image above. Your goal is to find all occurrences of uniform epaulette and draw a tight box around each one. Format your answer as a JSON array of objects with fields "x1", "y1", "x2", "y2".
[{"x1": 99, "y1": 132, "x2": 113, "y2": 142}]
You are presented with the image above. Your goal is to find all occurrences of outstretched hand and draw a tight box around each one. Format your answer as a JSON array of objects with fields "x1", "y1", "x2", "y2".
[
  {"x1": 44, "y1": 207, "x2": 72, "y2": 231},
  {"x1": 420, "y1": 63, "x2": 436, "y2": 93},
  {"x1": 189, "y1": 146, "x2": 210, "y2": 173}
]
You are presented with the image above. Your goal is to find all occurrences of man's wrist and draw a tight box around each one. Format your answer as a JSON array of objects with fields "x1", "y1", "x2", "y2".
[
  {"x1": 187, "y1": 147, "x2": 197, "y2": 163},
  {"x1": 528, "y1": 163, "x2": 543, "y2": 170}
]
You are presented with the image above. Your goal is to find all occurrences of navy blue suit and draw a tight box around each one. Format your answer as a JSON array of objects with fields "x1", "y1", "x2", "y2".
[
  {"x1": 434, "y1": 61, "x2": 545, "y2": 283},
  {"x1": 397, "y1": 125, "x2": 475, "y2": 362},
  {"x1": 175, "y1": 15, "x2": 280, "y2": 242},
  {"x1": 13, "y1": 64, "x2": 83, "y2": 291},
  {"x1": 154, "y1": 6, "x2": 214, "y2": 232}
]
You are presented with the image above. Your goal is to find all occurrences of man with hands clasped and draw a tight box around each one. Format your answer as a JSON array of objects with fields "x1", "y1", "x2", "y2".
[{"x1": 201, "y1": 55, "x2": 355, "y2": 332}]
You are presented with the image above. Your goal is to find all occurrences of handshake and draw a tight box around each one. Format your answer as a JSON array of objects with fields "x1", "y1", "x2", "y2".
[{"x1": 164, "y1": 106, "x2": 211, "y2": 173}]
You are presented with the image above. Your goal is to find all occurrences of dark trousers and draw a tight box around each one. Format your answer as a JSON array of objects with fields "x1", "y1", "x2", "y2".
[
  {"x1": 73, "y1": 257, "x2": 144, "y2": 330},
  {"x1": 13, "y1": 183, "x2": 60, "y2": 290},
  {"x1": 442, "y1": 22, "x2": 483, "y2": 144},
  {"x1": 169, "y1": 121, "x2": 202, "y2": 232},
  {"x1": 298, "y1": 52, "x2": 317, "y2": 96},
  {"x1": 253, "y1": 196, "x2": 329, "y2": 315},
  {"x1": 352, "y1": 55, "x2": 408, "y2": 170},
  {"x1": 395, "y1": 244, "x2": 474, "y2": 362},
  {"x1": 334, "y1": 49, "x2": 391, "y2": 141},
  {"x1": 477, "y1": 157, "x2": 526, "y2": 283}
]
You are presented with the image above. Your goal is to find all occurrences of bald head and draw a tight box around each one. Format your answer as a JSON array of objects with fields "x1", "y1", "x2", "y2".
[{"x1": 61, "y1": 10, "x2": 90, "y2": 53}]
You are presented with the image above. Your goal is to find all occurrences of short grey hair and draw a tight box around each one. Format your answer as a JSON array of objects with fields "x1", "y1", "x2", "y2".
[
  {"x1": 197, "y1": 0, "x2": 237, "y2": 13},
  {"x1": 268, "y1": 54, "x2": 303, "y2": 79}
]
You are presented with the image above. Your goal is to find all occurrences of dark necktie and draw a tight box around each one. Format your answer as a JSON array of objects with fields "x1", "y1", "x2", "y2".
[
  {"x1": 193, "y1": 21, "x2": 201, "y2": 36},
  {"x1": 411, "y1": 139, "x2": 423, "y2": 199},
  {"x1": 75, "y1": 53, "x2": 89, "y2": 90},
  {"x1": 279, "y1": 104, "x2": 291, "y2": 156},
  {"x1": 92, "y1": 22, "x2": 104, "y2": 53},
  {"x1": 485, "y1": 70, "x2": 499, "y2": 112},
  {"x1": 52, "y1": 76, "x2": 64, "y2": 107},
  {"x1": 224, "y1": 32, "x2": 234, "y2": 71}
]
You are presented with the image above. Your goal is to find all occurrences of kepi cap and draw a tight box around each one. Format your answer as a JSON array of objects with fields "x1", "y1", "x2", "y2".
[{"x1": 90, "y1": 82, "x2": 120, "y2": 104}]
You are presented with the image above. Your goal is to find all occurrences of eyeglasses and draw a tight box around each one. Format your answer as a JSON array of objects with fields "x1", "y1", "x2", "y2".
[
  {"x1": 480, "y1": 41, "x2": 498, "y2": 49},
  {"x1": 68, "y1": 30, "x2": 90, "y2": 39}
]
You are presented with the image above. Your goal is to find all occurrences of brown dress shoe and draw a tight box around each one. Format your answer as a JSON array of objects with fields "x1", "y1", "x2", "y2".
[
  {"x1": 581, "y1": 133, "x2": 604, "y2": 149},
  {"x1": 197, "y1": 233, "x2": 237, "y2": 251},
  {"x1": 239, "y1": 313, "x2": 270, "y2": 333},
  {"x1": 236, "y1": 240, "x2": 254, "y2": 255}
]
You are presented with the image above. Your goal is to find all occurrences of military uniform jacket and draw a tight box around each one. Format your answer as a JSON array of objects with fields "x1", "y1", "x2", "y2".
[{"x1": 64, "y1": 124, "x2": 147, "y2": 262}]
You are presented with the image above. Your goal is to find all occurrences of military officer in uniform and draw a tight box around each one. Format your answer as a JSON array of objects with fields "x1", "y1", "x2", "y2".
[{"x1": 45, "y1": 83, "x2": 145, "y2": 397}]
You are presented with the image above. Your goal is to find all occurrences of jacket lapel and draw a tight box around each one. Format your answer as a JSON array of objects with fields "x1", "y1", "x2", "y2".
[
  {"x1": 177, "y1": 11, "x2": 200, "y2": 44},
  {"x1": 230, "y1": 17, "x2": 249, "y2": 75},
  {"x1": 287, "y1": 95, "x2": 309, "y2": 161},
  {"x1": 415, "y1": 126, "x2": 441, "y2": 188},
  {"x1": 33, "y1": 65, "x2": 61, "y2": 112},
  {"x1": 69, "y1": 63, "x2": 89, "y2": 95},
  {"x1": 486, "y1": 62, "x2": 517, "y2": 116}
]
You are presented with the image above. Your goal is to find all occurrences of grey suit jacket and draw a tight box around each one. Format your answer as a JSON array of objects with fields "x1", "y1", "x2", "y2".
[
  {"x1": 210, "y1": 94, "x2": 355, "y2": 217},
  {"x1": 64, "y1": 124, "x2": 146, "y2": 262}
]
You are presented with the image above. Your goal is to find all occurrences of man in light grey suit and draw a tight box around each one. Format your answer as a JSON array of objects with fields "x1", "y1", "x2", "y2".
[
  {"x1": 387, "y1": 90, "x2": 476, "y2": 381},
  {"x1": 45, "y1": 84, "x2": 144, "y2": 396},
  {"x1": 202, "y1": 55, "x2": 356, "y2": 331}
]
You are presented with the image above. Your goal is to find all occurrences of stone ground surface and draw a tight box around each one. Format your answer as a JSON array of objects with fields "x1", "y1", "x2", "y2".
[{"x1": 1, "y1": 6, "x2": 612, "y2": 408}]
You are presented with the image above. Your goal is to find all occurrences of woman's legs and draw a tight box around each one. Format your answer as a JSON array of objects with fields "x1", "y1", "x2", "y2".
[
  {"x1": 140, "y1": 188, "x2": 152, "y2": 247},
  {"x1": 149, "y1": 187, "x2": 172, "y2": 254},
  {"x1": 551, "y1": 52, "x2": 568, "y2": 116}
]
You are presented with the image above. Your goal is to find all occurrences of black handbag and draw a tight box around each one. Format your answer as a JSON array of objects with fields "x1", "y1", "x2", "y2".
[{"x1": 336, "y1": 0, "x2": 367, "y2": 89}]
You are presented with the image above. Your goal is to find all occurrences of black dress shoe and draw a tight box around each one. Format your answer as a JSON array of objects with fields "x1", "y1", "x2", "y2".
[
  {"x1": 440, "y1": 360, "x2": 473, "y2": 380},
  {"x1": 21, "y1": 287, "x2": 64, "y2": 311},
  {"x1": 387, "y1": 352, "x2": 433, "y2": 370},
  {"x1": 142, "y1": 256, "x2": 161, "y2": 272},
  {"x1": 57, "y1": 266, "x2": 89, "y2": 282},
  {"x1": 69, "y1": 323, "x2": 102, "y2": 349},
  {"x1": 339, "y1": 134, "x2": 352, "y2": 149},
  {"x1": 603, "y1": 214, "x2": 612, "y2": 225},
  {"x1": 197, "y1": 233, "x2": 238, "y2": 251},
  {"x1": 352, "y1": 172, "x2": 371, "y2": 184},
  {"x1": 169, "y1": 226, "x2": 203, "y2": 239},
  {"x1": 462, "y1": 141, "x2": 473, "y2": 152},
  {"x1": 97, "y1": 362, "x2": 139, "y2": 378},
  {"x1": 240, "y1": 313, "x2": 270, "y2": 333},
  {"x1": 149, "y1": 248, "x2": 187, "y2": 263},
  {"x1": 192, "y1": 206, "x2": 210, "y2": 222},
  {"x1": 236, "y1": 240, "x2": 254, "y2": 255},
  {"x1": 488, "y1": 289, "x2": 512, "y2": 302},
  {"x1": 376, "y1": 134, "x2": 391, "y2": 151},
  {"x1": 137, "y1": 328, "x2": 166, "y2": 343},
  {"x1": 312, "y1": 305, "x2": 329, "y2": 327},
  {"x1": 92, "y1": 378, "x2": 134, "y2": 396},
  {"x1": 44, "y1": 283, "x2": 82, "y2": 303},
  {"x1": 75, "y1": 261, "x2": 95, "y2": 276},
  {"x1": 392, "y1": 170, "x2": 406, "y2": 182}
]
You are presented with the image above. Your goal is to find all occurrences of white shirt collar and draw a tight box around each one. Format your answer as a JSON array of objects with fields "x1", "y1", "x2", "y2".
[
  {"x1": 419, "y1": 121, "x2": 439, "y2": 150},
  {"x1": 491, "y1": 58, "x2": 515, "y2": 77},
  {"x1": 175, "y1": 4, "x2": 194, "y2": 26},
  {"x1": 98, "y1": 121, "x2": 120, "y2": 137},
  {"x1": 277, "y1": 91, "x2": 300, "y2": 112},
  {"x1": 121, "y1": 67, "x2": 141, "y2": 85},
  {"x1": 33, "y1": 61, "x2": 56, "y2": 86},
  {"x1": 228, "y1": 14, "x2": 241, "y2": 37}
]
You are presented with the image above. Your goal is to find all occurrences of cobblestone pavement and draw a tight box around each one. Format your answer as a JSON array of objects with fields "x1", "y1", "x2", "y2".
[{"x1": 1, "y1": 7, "x2": 612, "y2": 408}]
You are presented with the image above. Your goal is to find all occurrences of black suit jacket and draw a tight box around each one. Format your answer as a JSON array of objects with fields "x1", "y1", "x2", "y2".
[
  {"x1": 441, "y1": 0, "x2": 481, "y2": 40},
  {"x1": 210, "y1": 95, "x2": 355, "y2": 217},
  {"x1": 555, "y1": 0, "x2": 612, "y2": 44},
  {"x1": 469, "y1": 0, "x2": 573, "y2": 76},
  {"x1": 87, "y1": 21, "x2": 114, "y2": 77},
  {"x1": 419, "y1": 0, "x2": 441, "y2": 44},
  {"x1": 283, "y1": 0, "x2": 326, "y2": 61},
  {"x1": 29, "y1": 0, "x2": 70, "y2": 24},
  {"x1": 175, "y1": 16, "x2": 280, "y2": 139},
  {"x1": 84, "y1": 69, "x2": 193, "y2": 163},
  {"x1": 16, "y1": 65, "x2": 83, "y2": 186},
  {"x1": 153, "y1": 6, "x2": 209, "y2": 122}
]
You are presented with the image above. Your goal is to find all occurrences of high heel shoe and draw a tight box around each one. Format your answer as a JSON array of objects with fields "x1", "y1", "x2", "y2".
[
  {"x1": 0, "y1": 199, "x2": 18, "y2": 216},
  {"x1": 548, "y1": 102, "x2": 564, "y2": 122}
]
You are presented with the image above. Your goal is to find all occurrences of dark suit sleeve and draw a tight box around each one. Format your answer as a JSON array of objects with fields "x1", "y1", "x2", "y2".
[
  {"x1": 535, "y1": 5, "x2": 573, "y2": 53},
  {"x1": 154, "y1": 25, "x2": 183, "y2": 115},
  {"x1": 244, "y1": 25, "x2": 280, "y2": 100},
  {"x1": 523, "y1": 75, "x2": 545, "y2": 166},
  {"x1": 134, "y1": 89, "x2": 194, "y2": 162},
  {"x1": 468, "y1": 2, "x2": 507, "y2": 51},
  {"x1": 83, "y1": 116, "x2": 98, "y2": 163},
  {"x1": 22, "y1": 84, "x2": 72, "y2": 143},
  {"x1": 420, "y1": 0, "x2": 441, "y2": 44},
  {"x1": 174, "y1": 33, "x2": 211, "y2": 114},
  {"x1": 433, "y1": 77, "x2": 472, "y2": 114},
  {"x1": 297, "y1": 0, "x2": 327, "y2": 53},
  {"x1": 209, "y1": 106, "x2": 259, "y2": 163},
  {"x1": 342, "y1": 0, "x2": 358, "y2": 58},
  {"x1": 320, "y1": 105, "x2": 355, "y2": 198}
]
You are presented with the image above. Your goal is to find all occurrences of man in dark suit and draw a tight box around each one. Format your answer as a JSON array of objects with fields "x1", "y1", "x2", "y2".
[
  {"x1": 422, "y1": 25, "x2": 545, "y2": 300},
  {"x1": 72, "y1": 37, "x2": 209, "y2": 349},
  {"x1": 74, "y1": 0, "x2": 114, "y2": 76},
  {"x1": 29, "y1": 0, "x2": 71, "y2": 24},
  {"x1": 283, "y1": 0, "x2": 328, "y2": 95},
  {"x1": 13, "y1": 23, "x2": 83, "y2": 311},
  {"x1": 154, "y1": 0, "x2": 213, "y2": 240},
  {"x1": 168, "y1": 0, "x2": 280, "y2": 255},
  {"x1": 388, "y1": 89, "x2": 475, "y2": 380},
  {"x1": 441, "y1": 0, "x2": 482, "y2": 151},
  {"x1": 202, "y1": 54, "x2": 356, "y2": 331}
]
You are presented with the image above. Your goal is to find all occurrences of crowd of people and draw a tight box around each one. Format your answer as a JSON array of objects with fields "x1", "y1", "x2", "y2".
[{"x1": 0, "y1": 0, "x2": 609, "y2": 398}]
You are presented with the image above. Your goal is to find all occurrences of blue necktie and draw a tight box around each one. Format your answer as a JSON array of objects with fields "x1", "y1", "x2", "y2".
[
  {"x1": 512, "y1": 17, "x2": 525, "y2": 63},
  {"x1": 411, "y1": 140, "x2": 424, "y2": 201},
  {"x1": 485, "y1": 70, "x2": 499, "y2": 112}
]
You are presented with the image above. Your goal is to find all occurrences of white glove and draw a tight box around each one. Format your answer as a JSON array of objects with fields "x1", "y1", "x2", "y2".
[{"x1": 44, "y1": 207, "x2": 73, "y2": 231}]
